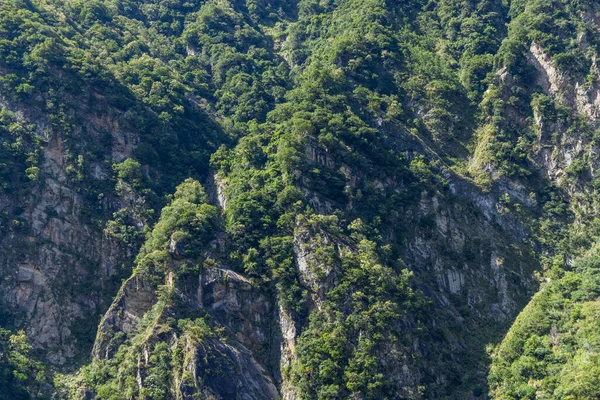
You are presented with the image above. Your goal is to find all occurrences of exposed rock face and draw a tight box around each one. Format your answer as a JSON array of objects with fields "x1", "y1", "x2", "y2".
[
  {"x1": 293, "y1": 224, "x2": 337, "y2": 309},
  {"x1": 93, "y1": 275, "x2": 157, "y2": 359},
  {"x1": 207, "y1": 174, "x2": 229, "y2": 210},
  {"x1": 289, "y1": 123, "x2": 540, "y2": 395},
  {"x1": 278, "y1": 305, "x2": 299, "y2": 400},
  {"x1": 0, "y1": 96, "x2": 135, "y2": 365},
  {"x1": 191, "y1": 266, "x2": 279, "y2": 398},
  {"x1": 440, "y1": 268, "x2": 464, "y2": 295},
  {"x1": 528, "y1": 42, "x2": 600, "y2": 122},
  {"x1": 409, "y1": 190, "x2": 535, "y2": 326},
  {"x1": 169, "y1": 236, "x2": 188, "y2": 260},
  {"x1": 81, "y1": 177, "x2": 282, "y2": 398},
  {"x1": 184, "y1": 337, "x2": 279, "y2": 400},
  {"x1": 527, "y1": 42, "x2": 567, "y2": 99},
  {"x1": 527, "y1": 41, "x2": 600, "y2": 186},
  {"x1": 93, "y1": 257, "x2": 279, "y2": 399},
  {"x1": 200, "y1": 267, "x2": 272, "y2": 359}
]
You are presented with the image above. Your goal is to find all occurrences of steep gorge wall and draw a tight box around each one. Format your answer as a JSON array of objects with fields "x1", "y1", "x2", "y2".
[
  {"x1": 3, "y1": 0, "x2": 600, "y2": 399},
  {"x1": 0, "y1": 93, "x2": 139, "y2": 365}
]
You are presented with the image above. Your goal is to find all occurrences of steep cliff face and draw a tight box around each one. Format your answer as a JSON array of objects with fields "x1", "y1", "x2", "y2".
[
  {"x1": 72, "y1": 179, "x2": 281, "y2": 399},
  {"x1": 0, "y1": 92, "x2": 137, "y2": 365},
  {"x1": 484, "y1": 1, "x2": 600, "y2": 397},
  {"x1": 3, "y1": 0, "x2": 600, "y2": 399},
  {"x1": 0, "y1": 0, "x2": 221, "y2": 369}
]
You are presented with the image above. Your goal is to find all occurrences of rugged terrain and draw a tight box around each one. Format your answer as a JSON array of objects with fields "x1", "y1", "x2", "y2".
[{"x1": 1, "y1": 0, "x2": 600, "y2": 399}]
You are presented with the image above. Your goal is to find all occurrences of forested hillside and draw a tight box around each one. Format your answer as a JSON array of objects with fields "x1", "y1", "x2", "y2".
[{"x1": 1, "y1": 0, "x2": 600, "y2": 398}]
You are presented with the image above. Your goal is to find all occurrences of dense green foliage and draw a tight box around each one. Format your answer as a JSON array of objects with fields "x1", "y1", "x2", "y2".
[
  {"x1": 490, "y1": 252, "x2": 600, "y2": 399},
  {"x1": 0, "y1": 0, "x2": 225, "y2": 200},
  {"x1": 2, "y1": 0, "x2": 600, "y2": 398},
  {"x1": 0, "y1": 329, "x2": 50, "y2": 399},
  {"x1": 482, "y1": 0, "x2": 600, "y2": 398}
]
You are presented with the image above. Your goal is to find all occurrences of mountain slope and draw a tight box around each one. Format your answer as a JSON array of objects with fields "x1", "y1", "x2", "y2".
[{"x1": 1, "y1": 0, "x2": 600, "y2": 399}]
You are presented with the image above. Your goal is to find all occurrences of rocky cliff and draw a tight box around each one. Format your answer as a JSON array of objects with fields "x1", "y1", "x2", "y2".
[{"x1": 2, "y1": 0, "x2": 600, "y2": 399}]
